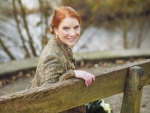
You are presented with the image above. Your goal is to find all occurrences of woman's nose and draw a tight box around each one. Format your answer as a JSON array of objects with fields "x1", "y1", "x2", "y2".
[{"x1": 69, "y1": 29, "x2": 76, "y2": 36}]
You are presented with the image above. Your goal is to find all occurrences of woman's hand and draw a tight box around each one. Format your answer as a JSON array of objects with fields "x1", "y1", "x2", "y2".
[{"x1": 74, "y1": 70, "x2": 95, "y2": 87}]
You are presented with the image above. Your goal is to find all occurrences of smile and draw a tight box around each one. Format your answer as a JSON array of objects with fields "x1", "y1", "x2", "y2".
[{"x1": 67, "y1": 38, "x2": 76, "y2": 41}]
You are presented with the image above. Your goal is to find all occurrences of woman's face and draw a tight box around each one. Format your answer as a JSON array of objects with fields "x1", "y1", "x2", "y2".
[{"x1": 54, "y1": 17, "x2": 80, "y2": 47}]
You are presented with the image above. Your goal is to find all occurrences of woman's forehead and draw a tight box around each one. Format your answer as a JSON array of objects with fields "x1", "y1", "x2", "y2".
[{"x1": 59, "y1": 17, "x2": 80, "y2": 27}]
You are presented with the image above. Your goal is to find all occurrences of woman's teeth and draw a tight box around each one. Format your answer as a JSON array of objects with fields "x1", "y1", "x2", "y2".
[{"x1": 67, "y1": 38, "x2": 75, "y2": 41}]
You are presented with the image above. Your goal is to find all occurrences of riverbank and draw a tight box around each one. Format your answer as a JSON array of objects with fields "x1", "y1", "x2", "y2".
[{"x1": 0, "y1": 49, "x2": 150, "y2": 78}]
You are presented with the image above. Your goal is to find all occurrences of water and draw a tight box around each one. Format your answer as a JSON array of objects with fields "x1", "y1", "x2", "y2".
[
  {"x1": 73, "y1": 19, "x2": 150, "y2": 52},
  {"x1": 0, "y1": 14, "x2": 150, "y2": 63}
]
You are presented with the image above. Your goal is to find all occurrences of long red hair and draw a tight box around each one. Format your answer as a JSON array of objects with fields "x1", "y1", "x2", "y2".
[{"x1": 50, "y1": 6, "x2": 81, "y2": 35}]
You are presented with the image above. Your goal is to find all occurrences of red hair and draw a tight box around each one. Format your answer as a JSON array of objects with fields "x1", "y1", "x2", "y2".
[{"x1": 50, "y1": 6, "x2": 81, "y2": 35}]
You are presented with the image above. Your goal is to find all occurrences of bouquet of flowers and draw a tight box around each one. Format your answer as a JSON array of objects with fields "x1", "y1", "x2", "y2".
[{"x1": 86, "y1": 99, "x2": 112, "y2": 113}]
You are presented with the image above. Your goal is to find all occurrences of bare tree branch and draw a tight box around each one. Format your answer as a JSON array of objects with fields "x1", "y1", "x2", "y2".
[
  {"x1": 0, "y1": 36, "x2": 15, "y2": 60},
  {"x1": 12, "y1": 0, "x2": 30, "y2": 58},
  {"x1": 17, "y1": 0, "x2": 37, "y2": 56},
  {"x1": 38, "y1": 0, "x2": 52, "y2": 48}
]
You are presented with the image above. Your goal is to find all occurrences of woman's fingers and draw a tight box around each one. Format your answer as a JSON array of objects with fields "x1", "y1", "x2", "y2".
[
  {"x1": 85, "y1": 73, "x2": 95, "y2": 87},
  {"x1": 74, "y1": 70, "x2": 95, "y2": 87},
  {"x1": 85, "y1": 81, "x2": 88, "y2": 87},
  {"x1": 85, "y1": 75, "x2": 89, "y2": 87},
  {"x1": 92, "y1": 74, "x2": 95, "y2": 81}
]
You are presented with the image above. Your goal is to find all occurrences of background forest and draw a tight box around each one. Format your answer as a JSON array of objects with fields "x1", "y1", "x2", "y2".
[{"x1": 0, "y1": 0, "x2": 150, "y2": 63}]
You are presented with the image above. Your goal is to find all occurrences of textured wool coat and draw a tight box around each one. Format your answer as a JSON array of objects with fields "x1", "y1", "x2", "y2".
[
  {"x1": 26, "y1": 37, "x2": 85, "y2": 113},
  {"x1": 26, "y1": 37, "x2": 76, "y2": 89}
]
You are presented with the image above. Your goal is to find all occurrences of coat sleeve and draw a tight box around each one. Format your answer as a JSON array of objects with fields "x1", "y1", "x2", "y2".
[
  {"x1": 40, "y1": 54, "x2": 75, "y2": 86},
  {"x1": 59, "y1": 69, "x2": 75, "y2": 81}
]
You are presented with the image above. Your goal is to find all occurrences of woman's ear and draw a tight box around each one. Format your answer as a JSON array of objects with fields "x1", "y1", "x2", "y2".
[{"x1": 54, "y1": 28, "x2": 58, "y2": 36}]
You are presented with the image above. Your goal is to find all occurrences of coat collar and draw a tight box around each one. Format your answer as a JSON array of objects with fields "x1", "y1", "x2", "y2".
[{"x1": 53, "y1": 36, "x2": 76, "y2": 68}]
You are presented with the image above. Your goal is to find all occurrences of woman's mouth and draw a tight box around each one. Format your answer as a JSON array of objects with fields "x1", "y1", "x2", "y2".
[{"x1": 67, "y1": 37, "x2": 76, "y2": 42}]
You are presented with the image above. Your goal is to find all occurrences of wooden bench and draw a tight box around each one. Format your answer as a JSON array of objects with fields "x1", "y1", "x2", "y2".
[{"x1": 0, "y1": 59, "x2": 150, "y2": 113}]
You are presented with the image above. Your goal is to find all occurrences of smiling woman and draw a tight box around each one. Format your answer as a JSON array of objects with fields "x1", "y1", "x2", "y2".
[
  {"x1": 54, "y1": 17, "x2": 80, "y2": 47},
  {"x1": 26, "y1": 6, "x2": 95, "y2": 113},
  {"x1": 51, "y1": 6, "x2": 81, "y2": 47}
]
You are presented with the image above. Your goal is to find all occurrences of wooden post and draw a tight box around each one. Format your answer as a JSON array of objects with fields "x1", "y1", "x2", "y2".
[{"x1": 121, "y1": 66, "x2": 147, "y2": 113}]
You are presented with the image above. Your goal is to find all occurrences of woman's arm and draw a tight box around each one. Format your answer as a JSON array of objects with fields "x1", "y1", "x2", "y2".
[
  {"x1": 59, "y1": 69, "x2": 95, "y2": 87},
  {"x1": 41, "y1": 55, "x2": 95, "y2": 87},
  {"x1": 74, "y1": 70, "x2": 95, "y2": 87}
]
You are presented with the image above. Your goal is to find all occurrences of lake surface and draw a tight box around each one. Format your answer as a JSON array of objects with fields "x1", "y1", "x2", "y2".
[{"x1": 0, "y1": 14, "x2": 150, "y2": 63}]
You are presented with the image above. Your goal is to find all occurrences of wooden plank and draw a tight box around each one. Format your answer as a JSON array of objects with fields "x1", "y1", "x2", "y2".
[
  {"x1": 121, "y1": 66, "x2": 146, "y2": 113},
  {"x1": 0, "y1": 59, "x2": 149, "y2": 113}
]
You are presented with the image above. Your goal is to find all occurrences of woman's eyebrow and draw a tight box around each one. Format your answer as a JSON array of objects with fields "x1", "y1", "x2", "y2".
[
  {"x1": 62, "y1": 26, "x2": 69, "y2": 28},
  {"x1": 62, "y1": 25, "x2": 79, "y2": 28},
  {"x1": 74, "y1": 25, "x2": 80, "y2": 27}
]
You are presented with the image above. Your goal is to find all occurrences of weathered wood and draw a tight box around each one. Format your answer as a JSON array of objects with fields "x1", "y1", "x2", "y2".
[
  {"x1": 0, "y1": 59, "x2": 149, "y2": 113},
  {"x1": 121, "y1": 66, "x2": 146, "y2": 113}
]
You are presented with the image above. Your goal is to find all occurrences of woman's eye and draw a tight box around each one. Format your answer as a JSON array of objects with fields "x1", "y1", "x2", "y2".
[
  {"x1": 63, "y1": 27, "x2": 69, "y2": 30},
  {"x1": 74, "y1": 26, "x2": 79, "y2": 30}
]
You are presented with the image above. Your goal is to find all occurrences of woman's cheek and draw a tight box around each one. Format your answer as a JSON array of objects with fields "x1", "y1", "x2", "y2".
[
  {"x1": 60, "y1": 31, "x2": 69, "y2": 37},
  {"x1": 76, "y1": 30, "x2": 80, "y2": 36}
]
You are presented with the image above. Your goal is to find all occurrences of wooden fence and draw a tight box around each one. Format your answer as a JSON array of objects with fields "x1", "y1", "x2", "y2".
[{"x1": 0, "y1": 59, "x2": 150, "y2": 113}]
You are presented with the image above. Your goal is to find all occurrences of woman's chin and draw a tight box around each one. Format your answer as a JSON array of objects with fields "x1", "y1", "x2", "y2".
[{"x1": 67, "y1": 42, "x2": 76, "y2": 47}]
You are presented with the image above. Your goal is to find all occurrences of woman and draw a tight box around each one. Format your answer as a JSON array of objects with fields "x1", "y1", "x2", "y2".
[{"x1": 27, "y1": 6, "x2": 95, "y2": 112}]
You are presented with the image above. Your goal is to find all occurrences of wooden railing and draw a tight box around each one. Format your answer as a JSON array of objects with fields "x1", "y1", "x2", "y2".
[{"x1": 0, "y1": 59, "x2": 150, "y2": 113}]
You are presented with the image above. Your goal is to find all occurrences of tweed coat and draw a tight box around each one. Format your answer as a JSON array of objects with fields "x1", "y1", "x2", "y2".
[
  {"x1": 26, "y1": 37, "x2": 76, "y2": 89},
  {"x1": 26, "y1": 37, "x2": 86, "y2": 113}
]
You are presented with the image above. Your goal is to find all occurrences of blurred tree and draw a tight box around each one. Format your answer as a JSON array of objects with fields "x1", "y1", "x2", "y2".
[
  {"x1": 38, "y1": 0, "x2": 52, "y2": 48},
  {"x1": 61, "y1": 0, "x2": 150, "y2": 49},
  {"x1": 0, "y1": 0, "x2": 13, "y2": 17},
  {"x1": 17, "y1": 0, "x2": 37, "y2": 56},
  {"x1": 61, "y1": 0, "x2": 98, "y2": 34},
  {"x1": 0, "y1": 0, "x2": 150, "y2": 62},
  {"x1": 0, "y1": 35, "x2": 15, "y2": 60},
  {"x1": 12, "y1": 0, "x2": 30, "y2": 58},
  {"x1": 102, "y1": 0, "x2": 150, "y2": 49},
  {"x1": 136, "y1": 19, "x2": 146, "y2": 48}
]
